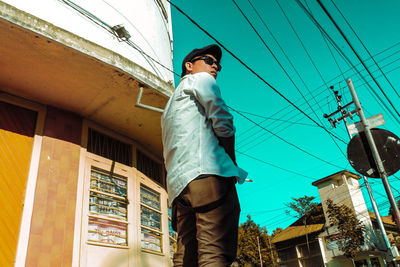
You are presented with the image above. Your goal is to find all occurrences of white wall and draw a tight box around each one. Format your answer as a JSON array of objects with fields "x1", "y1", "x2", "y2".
[{"x1": 4, "y1": 0, "x2": 174, "y2": 83}]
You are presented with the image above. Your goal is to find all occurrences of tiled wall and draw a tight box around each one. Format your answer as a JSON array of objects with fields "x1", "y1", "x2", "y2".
[{"x1": 25, "y1": 107, "x2": 82, "y2": 266}]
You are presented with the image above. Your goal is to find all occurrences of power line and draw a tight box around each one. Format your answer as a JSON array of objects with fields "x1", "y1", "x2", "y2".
[
  {"x1": 59, "y1": 0, "x2": 180, "y2": 78},
  {"x1": 236, "y1": 44, "x2": 400, "y2": 148},
  {"x1": 229, "y1": 106, "x2": 345, "y2": 169},
  {"x1": 328, "y1": 0, "x2": 400, "y2": 99},
  {"x1": 240, "y1": 0, "x2": 323, "y2": 118},
  {"x1": 229, "y1": 108, "x2": 318, "y2": 127},
  {"x1": 240, "y1": 0, "x2": 347, "y2": 158},
  {"x1": 316, "y1": 0, "x2": 400, "y2": 118},
  {"x1": 273, "y1": 0, "x2": 328, "y2": 109},
  {"x1": 295, "y1": 0, "x2": 400, "y2": 126},
  {"x1": 237, "y1": 151, "x2": 315, "y2": 180},
  {"x1": 304, "y1": 0, "x2": 347, "y2": 82},
  {"x1": 167, "y1": 0, "x2": 347, "y2": 143},
  {"x1": 246, "y1": 179, "x2": 395, "y2": 229}
]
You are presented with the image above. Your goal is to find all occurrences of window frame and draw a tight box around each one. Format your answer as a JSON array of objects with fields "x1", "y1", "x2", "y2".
[
  {"x1": 136, "y1": 169, "x2": 168, "y2": 256},
  {"x1": 82, "y1": 157, "x2": 133, "y2": 249},
  {"x1": 77, "y1": 120, "x2": 172, "y2": 264},
  {"x1": 140, "y1": 183, "x2": 163, "y2": 254}
]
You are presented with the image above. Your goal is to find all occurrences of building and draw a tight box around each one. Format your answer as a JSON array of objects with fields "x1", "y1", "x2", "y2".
[
  {"x1": 272, "y1": 170, "x2": 396, "y2": 267},
  {"x1": 0, "y1": 0, "x2": 176, "y2": 266}
]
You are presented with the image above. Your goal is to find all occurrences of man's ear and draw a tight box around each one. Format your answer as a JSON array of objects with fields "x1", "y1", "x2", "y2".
[{"x1": 185, "y1": 62, "x2": 193, "y2": 74}]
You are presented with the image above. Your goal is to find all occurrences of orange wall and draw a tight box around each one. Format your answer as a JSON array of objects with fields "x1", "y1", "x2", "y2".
[
  {"x1": 25, "y1": 107, "x2": 82, "y2": 267},
  {"x1": 0, "y1": 101, "x2": 36, "y2": 267}
]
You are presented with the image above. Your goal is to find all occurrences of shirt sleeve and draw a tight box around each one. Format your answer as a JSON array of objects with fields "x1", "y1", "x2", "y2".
[{"x1": 190, "y1": 72, "x2": 235, "y2": 137}]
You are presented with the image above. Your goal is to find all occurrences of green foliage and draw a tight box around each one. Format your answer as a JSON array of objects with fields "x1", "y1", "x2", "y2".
[
  {"x1": 285, "y1": 195, "x2": 318, "y2": 222},
  {"x1": 271, "y1": 228, "x2": 283, "y2": 238},
  {"x1": 326, "y1": 199, "x2": 365, "y2": 258},
  {"x1": 236, "y1": 215, "x2": 276, "y2": 267},
  {"x1": 285, "y1": 195, "x2": 320, "y2": 254},
  {"x1": 386, "y1": 200, "x2": 400, "y2": 250}
]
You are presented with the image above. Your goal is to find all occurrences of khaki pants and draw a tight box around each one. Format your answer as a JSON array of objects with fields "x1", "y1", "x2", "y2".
[{"x1": 172, "y1": 176, "x2": 240, "y2": 267}]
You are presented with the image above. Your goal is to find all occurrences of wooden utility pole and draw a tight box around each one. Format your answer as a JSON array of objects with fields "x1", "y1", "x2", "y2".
[
  {"x1": 257, "y1": 236, "x2": 263, "y2": 267},
  {"x1": 266, "y1": 226, "x2": 275, "y2": 266}
]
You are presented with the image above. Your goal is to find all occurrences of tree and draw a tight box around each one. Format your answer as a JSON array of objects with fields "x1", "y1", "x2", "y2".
[
  {"x1": 285, "y1": 195, "x2": 319, "y2": 253},
  {"x1": 236, "y1": 215, "x2": 276, "y2": 267},
  {"x1": 326, "y1": 199, "x2": 365, "y2": 259},
  {"x1": 271, "y1": 228, "x2": 283, "y2": 238},
  {"x1": 388, "y1": 200, "x2": 400, "y2": 251}
]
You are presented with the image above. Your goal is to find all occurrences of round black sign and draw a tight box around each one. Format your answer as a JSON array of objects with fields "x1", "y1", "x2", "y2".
[{"x1": 347, "y1": 128, "x2": 400, "y2": 178}]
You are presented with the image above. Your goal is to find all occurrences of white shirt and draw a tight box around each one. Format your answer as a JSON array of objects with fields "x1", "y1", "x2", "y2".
[{"x1": 161, "y1": 72, "x2": 246, "y2": 204}]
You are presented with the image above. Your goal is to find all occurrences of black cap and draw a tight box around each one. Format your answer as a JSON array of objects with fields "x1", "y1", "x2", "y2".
[{"x1": 181, "y1": 44, "x2": 222, "y2": 76}]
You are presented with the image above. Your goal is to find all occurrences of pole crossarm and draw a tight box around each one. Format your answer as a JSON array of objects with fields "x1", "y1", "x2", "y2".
[{"x1": 324, "y1": 81, "x2": 397, "y2": 260}]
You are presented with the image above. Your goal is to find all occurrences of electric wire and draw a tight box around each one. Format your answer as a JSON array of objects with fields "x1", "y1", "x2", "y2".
[
  {"x1": 229, "y1": 106, "x2": 345, "y2": 169},
  {"x1": 167, "y1": 0, "x2": 348, "y2": 144},
  {"x1": 100, "y1": 0, "x2": 164, "y2": 65},
  {"x1": 316, "y1": 0, "x2": 400, "y2": 118},
  {"x1": 237, "y1": 151, "x2": 315, "y2": 180},
  {"x1": 67, "y1": 0, "x2": 400, "y2": 213},
  {"x1": 26, "y1": 0, "x2": 400, "y2": 232},
  {"x1": 294, "y1": 0, "x2": 387, "y2": 121},
  {"x1": 329, "y1": 0, "x2": 400, "y2": 99},
  {"x1": 246, "y1": 0, "x2": 323, "y2": 115},
  {"x1": 59, "y1": 0, "x2": 180, "y2": 78},
  {"x1": 59, "y1": 0, "x2": 163, "y2": 78},
  {"x1": 242, "y1": 0, "x2": 347, "y2": 157},
  {"x1": 230, "y1": 109, "x2": 318, "y2": 128},
  {"x1": 236, "y1": 44, "x2": 400, "y2": 148},
  {"x1": 60, "y1": 0, "x2": 350, "y2": 149},
  {"x1": 273, "y1": 0, "x2": 329, "y2": 109},
  {"x1": 295, "y1": 0, "x2": 400, "y2": 126},
  {"x1": 303, "y1": 0, "x2": 347, "y2": 82},
  {"x1": 248, "y1": 183, "x2": 395, "y2": 229},
  {"x1": 253, "y1": 179, "x2": 398, "y2": 229}
]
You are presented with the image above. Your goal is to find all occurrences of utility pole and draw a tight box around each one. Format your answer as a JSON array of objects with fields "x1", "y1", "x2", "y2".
[
  {"x1": 346, "y1": 78, "x2": 400, "y2": 230},
  {"x1": 324, "y1": 84, "x2": 392, "y2": 255},
  {"x1": 257, "y1": 236, "x2": 263, "y2": 267},
  {"x1": 266, "y1": 226, "x2": 275, "y2": 266}
]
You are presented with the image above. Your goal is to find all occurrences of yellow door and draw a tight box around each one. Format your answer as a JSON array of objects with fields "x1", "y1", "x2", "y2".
[{"x1": 0, "y1": 101, "x2": 37, "y2": 266}]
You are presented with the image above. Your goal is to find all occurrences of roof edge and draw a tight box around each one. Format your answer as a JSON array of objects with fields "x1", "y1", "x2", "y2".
[{"x1": 312, "y1": 170, "x2": 361, "y2": 186}]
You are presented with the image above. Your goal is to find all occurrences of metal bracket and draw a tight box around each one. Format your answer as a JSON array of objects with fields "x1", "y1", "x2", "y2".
[{"x1": 135, "y1": 87, "x2": 164, "y2": 113}]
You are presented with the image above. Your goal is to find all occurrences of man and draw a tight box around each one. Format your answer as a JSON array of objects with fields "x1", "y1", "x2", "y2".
[{"x1": 161, "y1": 44, "x2": 247, "y2": 267}]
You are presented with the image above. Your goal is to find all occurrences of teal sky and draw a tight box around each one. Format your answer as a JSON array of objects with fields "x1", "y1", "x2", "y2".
[{"x1": 169, "y1": 0, "x2": 400, "y2": 231}]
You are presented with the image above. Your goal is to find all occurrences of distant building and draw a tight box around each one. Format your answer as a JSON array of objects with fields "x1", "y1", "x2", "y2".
[
  {"x1": 272, "y1": 170, "x2": 398, "y2": 267},
  {"x1": 0, "y1": 0, "x2": 175, "y2": 266}
]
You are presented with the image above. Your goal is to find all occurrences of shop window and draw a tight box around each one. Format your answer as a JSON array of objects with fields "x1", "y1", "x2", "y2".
[
  {"x1": 87, "y1": 128, "x2": 132, "y2": 166},
  {"x1": 87, "y1": 167, "x2": 129, "y2": 246},
  {"x1": 137, "y1": 150, "x2": 163, "y2": 185},
  {"x1": 140, "y1": 184, "x2": 163, "y2": 252}
]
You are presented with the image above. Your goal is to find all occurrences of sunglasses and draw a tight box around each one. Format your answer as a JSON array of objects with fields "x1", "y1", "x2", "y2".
[{"x1": 191, "y1": 55, "x2": 222, "y2": 71}]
